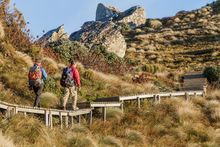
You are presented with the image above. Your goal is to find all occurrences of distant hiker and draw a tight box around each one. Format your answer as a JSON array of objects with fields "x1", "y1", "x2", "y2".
[
  {"x1": 28, "y1": 58, "x2": 47, "y2": 107},
  {"x1": 60, "y1": 60, "x2": 81, "y2": 110}
]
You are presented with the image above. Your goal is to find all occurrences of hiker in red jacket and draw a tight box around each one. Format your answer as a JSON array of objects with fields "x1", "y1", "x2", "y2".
[{"x1": 60, "y1": 60, "x2": 81, "y2": 110}]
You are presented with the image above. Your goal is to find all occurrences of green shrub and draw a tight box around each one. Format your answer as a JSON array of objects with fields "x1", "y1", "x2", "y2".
[
  {"x1": 142, "y1": 64, "x2": 163, "y2": 73},
  {"x1": 203, "y1": 66, "x2": 220, "y2": 85}
]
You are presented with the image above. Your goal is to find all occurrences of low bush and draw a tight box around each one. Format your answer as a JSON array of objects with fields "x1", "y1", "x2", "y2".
[{"x1": 203, "y1": 66, "x2": 220, "y2": 87}]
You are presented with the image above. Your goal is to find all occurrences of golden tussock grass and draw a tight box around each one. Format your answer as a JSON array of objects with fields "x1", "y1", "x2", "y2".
[
  {"x1": 125, "y1": 129, "x2": 145, "y2": 145},
  {"x1": 42, "y1": 57, "x2": 59, "y2": 74},
  {"x1": 85, "y1": 69, "x2": 156, "y2": 96},
  {"x1": 0, "y1": 21, "x2": 5, "y2": 39},
  {"x1": 68, "y1": 134, "x2": 97, "y2": 147},
  {"x1": 100, "y1": 135, "x2": 123, "y2": 147},
  {"x1": 206, "y1": 89, "x2": 220, "y2": 100},
  {"x1": 0, "y1": 131, "x2": 15, "y2": 147},
  {"x1": 15, "y1": 51, "x2": 33, "y2": 67},
  {"x1": 106, "y1": 108, "x2": 124, "y2": 121},
  {"x1": 40, "y1": 92, "x2": 59, "y2": 108},
  {"x1": 57, "y1": 63, "x2": 66, "y2": 70},
  {"x1": 2, "y1": 114, "x2": 52, "y2": 146},
  {"x1": 175, "y1": 99, "x2": 202, "y2": 122}
]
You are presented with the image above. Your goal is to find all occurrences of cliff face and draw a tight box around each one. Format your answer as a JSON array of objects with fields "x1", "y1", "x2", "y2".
[
  {"x1": 96, "y1": 3, "x2": 146, "y2": 28},
  {"x1": 70, "y1": 21, "x2": 127, "y2": 58}
]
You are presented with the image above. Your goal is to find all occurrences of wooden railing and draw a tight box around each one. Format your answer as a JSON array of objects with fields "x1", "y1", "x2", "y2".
[{"x1": 0, "y1": 90, "x2": 205, "y2": 127}]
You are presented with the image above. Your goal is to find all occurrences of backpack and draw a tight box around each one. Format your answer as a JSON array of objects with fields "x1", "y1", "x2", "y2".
[
  {"x1": 60, "y1": 67, "x2": 75, "y2": 87},
  {"x1": 29, "y1": 65, "x2": 42, "y2": 87}
]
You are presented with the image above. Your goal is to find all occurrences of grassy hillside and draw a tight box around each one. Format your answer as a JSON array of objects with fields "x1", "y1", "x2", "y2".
[{"x1": 124, "y1": 0, "x2": 220, "y2": 73}]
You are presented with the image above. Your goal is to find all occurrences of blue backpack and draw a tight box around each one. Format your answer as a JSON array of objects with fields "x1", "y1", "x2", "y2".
[{"x1": 60, "y1": 67, "x2": 75, "y2": 87}]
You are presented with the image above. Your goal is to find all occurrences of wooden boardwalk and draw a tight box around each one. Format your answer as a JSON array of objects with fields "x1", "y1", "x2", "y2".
[{"x1": 0, "y1": 89, "x2": 205, "y2": 127}]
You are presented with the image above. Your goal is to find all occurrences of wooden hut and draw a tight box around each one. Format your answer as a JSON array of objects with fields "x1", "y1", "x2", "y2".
[{"x1": 182, "y1": 72, "x2": 207, "y2": 92}]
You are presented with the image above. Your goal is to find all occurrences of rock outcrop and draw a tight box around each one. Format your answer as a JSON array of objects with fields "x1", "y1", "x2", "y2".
[
  {"x1": 38, "y1": 25, "x2": 69, "y2": 45},
  {"x1": 70, "y1": 21, "x2": 126, "y2": 58},
  {"x1": 0, "y1": 21, "x2": 5, "y2": 39},
  {"x1": 96, "y1": 3, "x2": 120, "y2": 22},
  {"x1": 96, "y1": 3, "x2": 146, "y2": 27}
]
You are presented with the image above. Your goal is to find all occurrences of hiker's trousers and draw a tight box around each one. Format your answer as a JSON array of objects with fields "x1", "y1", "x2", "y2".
[
  {"x1": 33, "y1": 84, "x2": 44, "y2": 107},
  {"x1": 63, "y1": 86, "x2": 77, "y2": 110}
]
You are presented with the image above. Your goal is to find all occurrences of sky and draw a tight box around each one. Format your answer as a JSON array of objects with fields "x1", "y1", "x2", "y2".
[{"x1": 10, "y1": 0, "x2": 215, "y2": 38}]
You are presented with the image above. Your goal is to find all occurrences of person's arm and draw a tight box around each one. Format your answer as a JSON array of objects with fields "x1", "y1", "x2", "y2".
[
  {"x1": 73, "y1": 68, "x2": 80, "y2": 87},
  {"x1": 41, "y1": 68, "x2": 48, "y2": 80}
]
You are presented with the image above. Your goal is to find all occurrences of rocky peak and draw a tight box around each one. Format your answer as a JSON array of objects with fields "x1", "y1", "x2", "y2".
[
  {"x1": 38, "y1": 25, "x2": 69, "y2": 45},
  {"x1": 96, "y1": 3, "x2": 120, "y2": 22},
  {"x1": 96, "y1": 3, "x2": 146, "y2": 27}
]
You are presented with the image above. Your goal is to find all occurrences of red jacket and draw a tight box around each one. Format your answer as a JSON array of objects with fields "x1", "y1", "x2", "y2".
[{"x1": 70, "y1": 66, "x2": 80, "y2": 87}]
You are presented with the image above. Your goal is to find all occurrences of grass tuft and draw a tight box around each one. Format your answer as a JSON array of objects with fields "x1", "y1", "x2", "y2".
[
  {"x1": 40, "y1": 92, "x2": 59, "y2": 108},
  {"x1": 101, "y1": 135, "x2": 123, "y2": 147},
  {"x1": 125, "y1": 129, "x2": 145, "y2": 145},
  {"x1": 0, "y1": 132, "x2": 15, "y2": 147}
]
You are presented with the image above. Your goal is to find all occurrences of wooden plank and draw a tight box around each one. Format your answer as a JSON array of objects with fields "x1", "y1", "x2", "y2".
[
  {"x1": 17, "y1": 107, "x2": 45, "y2": 114},
  {"x1": 90, "y1": 102, "x2": 121, "y2": 107},
  {"x1": 95, "y1": 96, "x2": 120, "y2": 102},
  {"x1": 0, "y1": 103, "x2": 8, "y2": 109}
]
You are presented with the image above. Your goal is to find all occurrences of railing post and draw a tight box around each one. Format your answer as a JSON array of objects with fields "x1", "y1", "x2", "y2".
[
  {"x1": 89, "y1": 110, "x2": 93, "y2": 126},
  {"x1": 59, "y1": 112, "x2": 63, "y2": 129},
  {"x1": 203, "y1": 86, "x2": 207, "y2": 97},
  {"x1": 121, "y1": 101, "x2": 124, "y2": 113},
  {"x1": 102, "y1": 107, "x2": 106, "y2": 122},
  {"x1": 185, "y1": 92, "x2": 189, "y2": 101},
  {"x1": 170, "y1": 94, "x2": 172, "y2": 99},
  {"x1": 45, "y1": 110, "x2": 49, "y2": 127},
  {"x1": 194, "y1": 92, "x2": 197, "y2": 98},
  {"x1": 24, "y1": 112, "x2": 27, "y2": 118},
  {"x1": 157, "y1": 95, "x2": 161, "y2": 103},
  {"x1": 71, "y1": 116, "x2": 74, "y2": 127},
  {"x1": 154, "y1": 95, "x2": 157, "y2": 103},
  {"x1": 77, "y1": 115, "x2": 81, "y2": 125},
  {"x1": 6, "y1": 107, "x2": 11, "y2": 118},
  {"x1": 137, "y1": 97, "x2": 140, "y2": 109},
  {"x1": 65, "y1": 113, "x2": 69, "y2": 128},
  {"x1": 14, "y1": 106, "x2": 18, "y2": 114},
  {"x1": 49, "y1": 111, "x2": 53, "y2": 129}
]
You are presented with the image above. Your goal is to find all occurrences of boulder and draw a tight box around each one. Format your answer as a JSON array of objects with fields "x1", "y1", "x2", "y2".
[
  {"x1": 70, "y1": 21, "x2": 127, "y2": 58},
  {"x1": 96, "y1": 3, "x2": 146, "y2": 27},
  {"x1": 0, "y1": 21, "x2": 4, "y2": 39},
  {"x1": 148, "y1": 19, "x2": 163, "y2": 29},
  {"x1": 38, "y1": 25, "x2": 69, "y2": 45}
]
